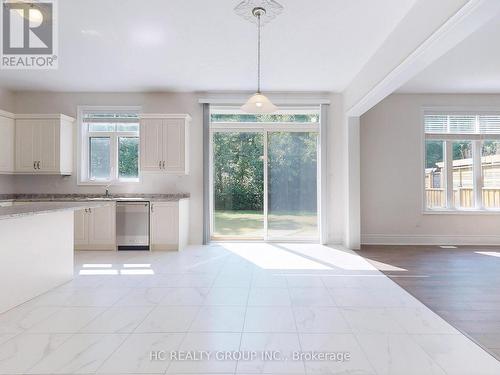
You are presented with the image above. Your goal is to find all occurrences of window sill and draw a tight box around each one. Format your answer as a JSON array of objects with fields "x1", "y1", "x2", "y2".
[{"x1": 423, "y1": 209, "x2": 500, "y2": 215}]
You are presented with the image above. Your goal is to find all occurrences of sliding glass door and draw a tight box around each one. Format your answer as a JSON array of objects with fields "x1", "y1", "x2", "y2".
[
  {"x1": 212, "y1": 132, "x2": 265, "y2": 240},
  {"x1": 210, "y1": 109, "x2": 321, "y2": 242},
  {"x1": 268, "y1": 132, "x2": 318, "y2": 240}
]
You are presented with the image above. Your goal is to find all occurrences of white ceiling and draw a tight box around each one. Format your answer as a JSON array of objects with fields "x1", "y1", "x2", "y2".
[
  {"x1": 399, "y1": 14, "x2": 500, "y2": 93},
  {"x1": 0, "y1": 0, "x2": 416, "y2": 92}
]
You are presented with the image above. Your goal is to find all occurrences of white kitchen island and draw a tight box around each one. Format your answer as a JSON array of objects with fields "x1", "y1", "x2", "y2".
[{"x1": 0, "y1": 201, "x2": 111, "y2": 314}]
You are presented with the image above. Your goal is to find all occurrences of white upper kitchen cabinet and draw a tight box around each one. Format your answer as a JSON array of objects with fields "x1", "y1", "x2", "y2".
[
  {"x1": 15, "y1": 114, "x2": 74, "y2": 175},
  {"x1": 140, "y1": 114, "x2": 190, "y2": 174},
  {"x1": 0, "y1": 110, "x2": 15, "y2": 174},
  {"x1": 140, "y1": 117, "x2": 163, "y2": 171}
]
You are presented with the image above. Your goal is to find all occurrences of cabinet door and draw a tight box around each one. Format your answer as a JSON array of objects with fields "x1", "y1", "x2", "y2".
[
  {"x1": 150, "y1": 202, "x2": 178, "y2": 250},
  {"x1": 88, "y1": 205, "x2": 116, "y2": 249},
  {"x1": 140, "y1": 119, "x2": 163, "y2": 171},
  {"x1": 74, "y1": 209, "x2": 88, "y2": 246},
  {"x1": 38, "y1": 120, "x2": 58, "y2": 172},
  {"x1": 15, "y1": 120, "x2": 37, "y2": 172},
  {"x1": 162, "y1": 119, "x2": 185, "y2": 173},
  {"x1": 0, "y1": 116, "x2": 14, "y2": 173}
]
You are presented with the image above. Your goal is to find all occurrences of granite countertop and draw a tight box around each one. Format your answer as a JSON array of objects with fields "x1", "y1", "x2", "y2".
[
  {"x1": 0, "y1": 193, "x2": 190, "y2": 202},
  {"x1": 0, "y1": 201, "x2": 114, "y2": 221}
]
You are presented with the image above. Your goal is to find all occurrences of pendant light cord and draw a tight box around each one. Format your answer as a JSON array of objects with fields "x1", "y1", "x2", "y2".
[{"x1": 257, "y1": 11, "x2": 261, "y2": 94}]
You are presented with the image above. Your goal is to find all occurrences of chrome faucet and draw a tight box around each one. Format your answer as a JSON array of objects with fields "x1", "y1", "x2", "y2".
[{"x1": 105, "y1": 183, "x2": 112, "y2": 198}]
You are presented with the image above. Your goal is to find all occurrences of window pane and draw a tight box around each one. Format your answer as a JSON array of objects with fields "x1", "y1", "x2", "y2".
[
  {"x1": 118, "y1": 137, "x2": 139, "y2": 179},
  {"x1": 210, "y1": 114, "x2": 319, "y2": 123},
  {"x1": 89, "y1": 137, "x2": 110, "y2": 180},
  {"x1": 268, "y1": 132, "x2": 318, "y2": 240},
  {"x1": 479, "y1": 116, "x2": 500, "y2": 134},
  {"x1": 452, "y1": 141, "x2": 474, "y2": 208},
  {"x1": 425, "y1": 140, "x2": 445, "y2": 209},
  {"x1": 482, "y1": 141, "x2": 500, "y2": 208},
  {"x1": 88, "y1": 123, "x2": 115, "y2": 132},
  {"x1": 424, "y1": 115, "x2": 447, "y2": 133},
  {"x1": 84, "y1": 113, "x2": 139, "y2": 121},
  {"x1": 212, "y1": 132, "x2": 264, "y2": 239},
  {"x1": 449, "y1": 115, "x2": 476, "y2": 134},
  {"x1": 117, "y1": 123, "x2": 139, "y2": 132}
]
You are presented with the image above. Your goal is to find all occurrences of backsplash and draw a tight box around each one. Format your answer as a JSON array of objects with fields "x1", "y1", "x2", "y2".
[
  {"x1": 0, "y1": 175, "x2": 14, "y2": 194},
  {"x1": 0, "y1": 193, "x2": 190, "y2": 201},
  {"x1": 10, "y1": 173, "x2": 192, "y2": 195}
]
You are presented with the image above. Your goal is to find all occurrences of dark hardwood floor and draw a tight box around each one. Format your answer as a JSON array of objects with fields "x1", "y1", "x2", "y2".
[{"x1": 357, "y1": 245, "x2": 500, "y2": 361}]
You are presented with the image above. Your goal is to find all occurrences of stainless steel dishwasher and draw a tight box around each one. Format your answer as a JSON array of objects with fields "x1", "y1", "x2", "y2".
[{"x1": 116, "y1": 201, "x2": 150, "y2": 250}]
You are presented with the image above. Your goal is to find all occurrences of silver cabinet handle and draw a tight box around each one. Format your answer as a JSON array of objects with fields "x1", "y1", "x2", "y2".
[
  {"x1": 37, "y1": 161, "x2": 40, "y2": 169},
  {"x1": 84, "y1": 208, "x2": 88, "y2": 213},
  {"x1": 159, "y1": 161, "x2": 162, "y2": 169},
  {"x1": 33, "y1": 161, "x2": 37, "y2": 170},
  {"x1": 151, "y1": 204, "x2": 154, "y2": 212},
  {"x1": 162, "y1": 161, "x2": 165, "y2": 169}
]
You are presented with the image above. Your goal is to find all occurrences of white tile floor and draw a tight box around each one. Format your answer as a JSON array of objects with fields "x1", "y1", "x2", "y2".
[{"x1": 0, "y1": 243, "x2": 499, "y2": 374}]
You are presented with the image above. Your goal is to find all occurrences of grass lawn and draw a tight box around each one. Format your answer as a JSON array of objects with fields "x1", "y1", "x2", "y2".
[{"x1": 213, "y1": 210, "x2": 318, "y2": 239}]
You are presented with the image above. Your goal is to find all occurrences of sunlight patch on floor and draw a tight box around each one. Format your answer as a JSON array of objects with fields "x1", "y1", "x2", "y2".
[
  {"x1": 475, "y1": 251, "x2": 500, "y2": 258},
  {"x1": 82, "y1": 264, "x2": 113, "y2": 268},
  {"x1": 218, "y1": 243, "x2": 384, "y2": 271},
  {"x1": 79, "y1": 269, "x2": 119, "y2": 275},
  {"x1": 219, "y1": 242, "x2": 332, "y2": 270},
  {"x1": 364, "y1": 259, "x2": 408, "y2": 272},
  {"x1": 79, "y1": 263, "x2": 155, "y2": 275},
  {"x1": 274, "y1": 243, "x2": 381, "y2": 271}
]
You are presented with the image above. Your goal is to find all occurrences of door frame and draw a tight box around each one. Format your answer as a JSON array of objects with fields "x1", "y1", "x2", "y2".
[{"x1": 209, "y1": 121, "x2": 321, "y2": 242}]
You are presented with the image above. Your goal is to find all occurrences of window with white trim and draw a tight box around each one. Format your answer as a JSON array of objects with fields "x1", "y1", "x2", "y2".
[
  {"x1": 79, "y1": 108, "x2": 140, "y2": 184},
  {"x1": 424, "y1": 112, "x2": 500, "y2": 210}
]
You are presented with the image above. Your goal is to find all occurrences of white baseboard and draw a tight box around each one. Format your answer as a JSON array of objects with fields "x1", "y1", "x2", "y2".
[{"x1": 362, "y1": 234, "x2": 500, "y2": 246}]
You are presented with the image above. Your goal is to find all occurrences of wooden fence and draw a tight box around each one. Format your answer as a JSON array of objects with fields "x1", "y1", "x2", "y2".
[{"x1": 425, "y1": 188, "x2": 500, "y2": 208}]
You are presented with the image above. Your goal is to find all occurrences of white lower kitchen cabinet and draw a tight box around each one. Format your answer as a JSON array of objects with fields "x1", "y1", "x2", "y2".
[
  {"x1": 150, "y1": 199, "x2": 189, "y2": 251},
  {"x1": 74, "y1": 204, "x2": 116, "y2": 250}
]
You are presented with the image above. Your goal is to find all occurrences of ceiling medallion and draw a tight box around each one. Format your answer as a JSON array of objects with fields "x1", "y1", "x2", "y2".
[{"x1": 235, "y1": 0, "x2": 283, "y2": 114}]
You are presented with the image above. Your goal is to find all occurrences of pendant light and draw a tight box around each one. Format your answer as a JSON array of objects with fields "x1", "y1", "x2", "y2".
[{"x1": 238, "y1": 4, "x2": 280, "y2": 114}]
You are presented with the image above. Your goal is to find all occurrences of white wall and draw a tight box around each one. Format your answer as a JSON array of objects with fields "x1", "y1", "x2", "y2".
[
  {"x1": 0, "y1": 88, "x2": 14, "y2": 111},
  {"x1": 0, "y1": 176, "x2": 14, "y2": 195},
  {"x1": 11, "y1": 91, "x2": 204, "y2": 244},
  {"x1": 1, "y1": 90, "x2": 345, "y2": 246},
  {"x1": 361, "y1": 94, "x2": 500, "y2": 245},
  {"x1": 328, "y1": 94, "x2": 345, "y2": 244}
]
